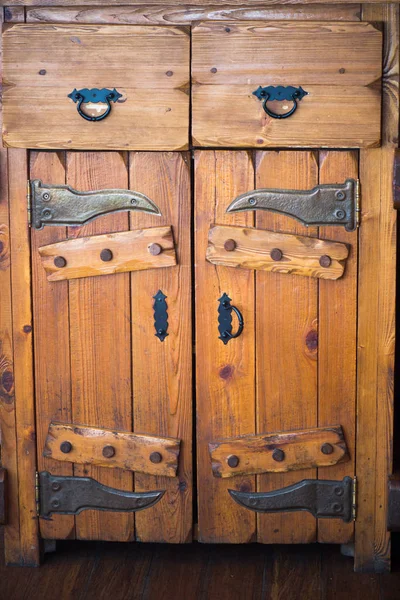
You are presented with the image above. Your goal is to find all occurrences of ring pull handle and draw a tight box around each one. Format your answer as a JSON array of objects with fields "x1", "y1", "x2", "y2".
[
  {"x1": 68, "y1": 88, "x2": 122, "y2": 122},
  {"x1": 253, "y1": 85, "x2": 308, "y2": 120},
  {"x1": 218, "y1": 293, "x2": 244, "y2": 345}
]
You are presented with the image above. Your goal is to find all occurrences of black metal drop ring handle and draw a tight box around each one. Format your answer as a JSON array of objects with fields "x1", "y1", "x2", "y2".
[
  {"x1": 252, "y1": 85, "x2": 308, "y2": 120},
  {"x1": 261, "y1": 92, "x2": 298, "y2": 120},
  {"x1": 75, "y1": 92, "x2": 113, "y2": 122},
  {"x1": 68, "y1": 88, "x2": 122, "y2": 122},
  {"x1": 227, "y1": 305, "x2": 244, "y2": 340}
]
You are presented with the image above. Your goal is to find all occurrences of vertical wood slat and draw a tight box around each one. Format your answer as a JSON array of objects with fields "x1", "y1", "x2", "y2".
[
  {"x1": 130, "y1": 152, "x2": 192, "y2": 543},
  {"x1": 255, "y1": 150, "x2": 318, "y2": 544},
  {"x1": 8, "y1": 148, "x2": 40, "y2": 565},
  {"x1": 317, "y1": 150, "x2": 358, "y2": 544},
  {"x1": 67, "y1": 152, "x2": 134, "y2": 541},
  {"x1": 195, "y1": 150, "x2": 256, "y2": 543},
  {"x1": 29, "y1": 151, "x2": 75, "y2": 541},
  {"x1": 355, "y1": 3, "x2": 399, "y2": 572}
]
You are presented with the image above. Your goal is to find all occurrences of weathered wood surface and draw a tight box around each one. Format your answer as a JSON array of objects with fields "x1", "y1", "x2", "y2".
[
  {"x1": 317, "y1": 150, "x2": 358, "y2": 545},
  {"x1": 38, "y1": 226, "x2": 177, "y2": 281},
  {"x1": 130, "y1": 152, "x2": 192, "y2": 543},
  {"x1": 195, "y1": 151, "x2": 256, "y2": 543},
  {"x1": 4, "y1": 0, "x2": 399, "y2": 6},
  {"x1": 192, "y1": 22, "x2": 382, "y2": 148},
  {"x1": 209, "y1": 426, "x2": 349, "y2": 478},
  {"x1": 206, "y1": 224, "x2": 349, "y2": 280},
  {"x1": 44, "y1": 422, "x2": 181, "y2": 477},
  {"x1": 0, "y1": 468, "x2": 6, "y2": 525},
  {"x1": 2, "y1": 24, "x2": 189, "y2": 150},
  {"x1": 354, "y1": 3, "x2": 398, "y2": 573},
  {"x1": 24, "y1": 5, "x2": 363, "y2": 24}
]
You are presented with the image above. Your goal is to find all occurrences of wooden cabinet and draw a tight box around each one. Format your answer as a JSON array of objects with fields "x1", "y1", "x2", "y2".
[{"x1": 0, "y1": 5, "x2": 397, "y2": 574}]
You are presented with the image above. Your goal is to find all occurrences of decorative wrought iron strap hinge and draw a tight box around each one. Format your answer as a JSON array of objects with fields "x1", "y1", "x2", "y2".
[
  {"x1": 226, "y1": 179, "x2": 360, "y2": 232},
  {"x1": 229, "y1": 476, "x2": 356, "y2": 522},
  {"x1": 36, "y1": 472, "x2": 164, "y2": 518},
  {"x1": 28, "y1": 179, "x2": 161, "y2": 230}
]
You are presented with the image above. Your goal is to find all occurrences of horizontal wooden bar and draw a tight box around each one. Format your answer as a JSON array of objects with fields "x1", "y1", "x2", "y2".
[
  {"x1": 5, "y1": 1, "x2": 399, "y2": 6},
  {"x1": 38, "y1": 226, "x2": 177, "y2": 281},
  {"x1": 209, "y1": 426, "x2": 349, "y2": 478},
  {"x1": 206, "y1": 224, "x2": 349, "y2": 280},
  {"x1": 43, "y1": 422, "x2": 181, "y2": 477}
]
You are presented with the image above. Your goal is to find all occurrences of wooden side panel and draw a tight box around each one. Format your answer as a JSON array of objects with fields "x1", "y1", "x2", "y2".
[
  {"x1": 195, "y1": 151, "x2": 256, "y2": 543},
  {"x1": 355, "y1": 3, "x2": 398, "y2": 573},
  {"x1": 67, "y1": 152, "x2": 134, "y2": 541},
  {"x1": 130, "y1": 152, "x2": 192, "y2": 543},
  {"x1": 29, "y1": 151, "x2": 75, "y2": 541},
  {"x1": 255, "y1": 151, "x2": 318, "y2": 544},
  {"x1": 317, "y1": 150, "x2": 358, "y2": 544},
  {"x1": 8, "y1": 148, "x2": 40, "y2": 565}
]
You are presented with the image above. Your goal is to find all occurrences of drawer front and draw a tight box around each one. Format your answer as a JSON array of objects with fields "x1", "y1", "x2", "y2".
[
  {"x1": 192, "y1": 21, "x2": 382, "y2": 148},
  {"x1": 2, "y1": 24, "x2": 189, "y2": 150}
]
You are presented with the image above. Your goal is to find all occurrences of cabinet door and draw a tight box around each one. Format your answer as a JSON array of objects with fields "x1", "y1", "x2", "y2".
[
  {"x1": 195, "y1": 149, "x2": 357, "y2": 544},
  {"x1": 30, "y1": 150, "x2": 192, "y2": 542}
]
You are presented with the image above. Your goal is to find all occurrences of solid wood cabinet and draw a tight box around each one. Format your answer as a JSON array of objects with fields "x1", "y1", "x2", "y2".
[{"x1": 0, "y1": 3, "x2": 397, "y2": 573}]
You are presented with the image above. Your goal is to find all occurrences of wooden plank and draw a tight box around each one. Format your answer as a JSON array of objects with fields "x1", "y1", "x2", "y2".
[
  {"x1": 317, "y1": 150, "x2": 358, "y2": 545},
  {"x1": 8, "y1": 148, "x2": 40, "y2": 565},
  {"x1": 2, "y1": 24, "x2": 189, "y2": 151},
  {"x1": 255, "y1": 150, "x2": 318, "y2": 544},
  {"x1": 130, "y1": 152, "x2": 192, "y2": 543},
  {"x1": 355, "y1": 3, "x2": 399, "y2": 573},
  {"x1": 44, "y1": 422, "x2": 181, "y2": 477},
  {"x1": 195, "y1": 150, "x2": 256, "y2": 543},
  {"x1": 67, "y1": 152, "x2": 134, "y2": 542},
  {"x1": 4, "y1": 0, "x2": 399, "y2": 6},
  {"x1": 4, "y1": 7, "x2": 25, "y2": 22},
  {"x1": 206, "y1": 224, "x2": 349, "y2": 280},
  {"x1": 38, "y1": 226, "x2": 177, "y2": 281},
  {"x1": 209, "y1": 425, "x2": 349, "y2": 478},
  {"x1": 25, "y1": 5, "x2": 363, "y2": 25},
  {"x1": 192, "y1": 21, "x2": 381, "y2": 148},
  {"x1": 29, "y1": 150, "x2": 75, "y2": 541}
]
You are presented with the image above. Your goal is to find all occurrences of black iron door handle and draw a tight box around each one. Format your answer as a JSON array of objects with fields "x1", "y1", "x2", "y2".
[
  {"x1": 68, "y1": 87, "x2": 122, "y2": 122},
  {"x1": 218, "y1": 293, "x2": 244, "y2": 345},
  {"x1": 253, "y1": 85, "x2": 308, "y2": 120}
]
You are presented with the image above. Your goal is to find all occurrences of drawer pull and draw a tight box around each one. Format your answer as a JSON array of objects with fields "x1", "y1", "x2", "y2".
[
  {"x1": 68, "y1": 87, "x2": 122, "y2": 122},
  {"x1": 218, "y1": 293, "x2": 244, "y2": 345},
  {"x1": 253, "y1": 85, "x2": 308, "y2": 120}
]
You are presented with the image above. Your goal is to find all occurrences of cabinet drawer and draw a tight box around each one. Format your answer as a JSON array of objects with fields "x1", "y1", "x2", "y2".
[
  {"x1": 192, "y1": 21, "x2": 382, "y2": 148},
  {"x1": 2, "y1": 24, "x2": 189, "y2": 150}
]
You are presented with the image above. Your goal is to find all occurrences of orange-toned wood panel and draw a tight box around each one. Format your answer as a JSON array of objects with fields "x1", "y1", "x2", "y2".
[
  {"x1": 130, "y1": 152, "x2": 192, "y2": 543},
  {"x1": 255, "y1": 150, "x2": 318, "y2": 544},
  {"x1": 195, "y1": 151, "x2": 256, "y2": 543},
  {"x1": 67, "y1": 152, "x2": 134, "y2": 541},
  {"x1": 30, "y1": 150, "x2": 75, "y2": 541},
  {"x1": 317, "y1": 150, "x2": 358, "y2": 544}
]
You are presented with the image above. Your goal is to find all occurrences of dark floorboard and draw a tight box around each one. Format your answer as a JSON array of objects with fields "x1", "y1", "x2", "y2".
[{"x1": 1, "y1": 532, "x2": 400, "y2": 600}]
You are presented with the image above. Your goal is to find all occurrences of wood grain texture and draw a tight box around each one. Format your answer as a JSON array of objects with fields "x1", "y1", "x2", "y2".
[
  {"x1": 4, "y1": 7, "x2": 25, "y2": 22},
  {"x1": 192, "y1": 21, "x2": 382, "y2": 148},
  {"x1": 4, "y1": 0, "x2": 399, "y2": 6},
  {"x1": 195, "y1": 151, "x2": 256, "y2": 543},
  {"x1": 255, "y1": 150, "x2": 318, "y2": 544},
  {"x1": 317, "y1": 151, "x2": 358, "y2": 545},
  {"x1": 206, "y1": 224, "x2": 349, "y2": 280},
  {"x1": 29, "y1": 151, "x2": 75, "y2": 542},
  {"x1": 8, "y1": 149, "x2": 40, "y2": 566},
  {"x1": 39, "y1": 226, "x2": 177, "y2": 281},
  {"x1": 24, "y1": 5, "x2": 363, "y2": 25},
  {"x1": 2, "y1": 24, "x2": 189, "y2": 150},
  {"x1": 209, "y1": 426, "x2": 349, "y2": 478},
  {"x1": 67, "y1": 152, "x2": 134, "y2": 542},
  {"x1": 355, "y1": 3, "x2": 399, "y2": 573},
  {"x1": 130, "y1": 152, "x2": 192, "y2": 543},
  {"x1": 44, "y1": 422, "x2": 181, "y2": 477}
]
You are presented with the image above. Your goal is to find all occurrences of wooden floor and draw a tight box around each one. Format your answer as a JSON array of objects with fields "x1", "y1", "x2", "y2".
[{"x1": 1, "y1": 532, "x2": 400, "y2": 599}]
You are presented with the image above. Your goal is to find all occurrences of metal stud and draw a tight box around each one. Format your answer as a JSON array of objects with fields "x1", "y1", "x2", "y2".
[
  {"x1": 54, "y1": 256, "x2": 67, "y2": 268},
  {"x1": 100, "y1": 248, "x2": 113, "y2": 262},
  {"x1": 150, "y1": 452, "x2": 162, "y2": 464},
  {"x1": 270, "y1": 248, "x2": 283, "y2": 262},
  {"x1": 319, "y1": 255, "x2": 332, "y2": 268},
  {"x1": 321, "y1": 443, "x2": 334, "y2": 455},
  {"x1": 227, "y1": 455, "x2": 240, "y2": 468},
  {"x1": 224, "y1": 239, "x2": 237, "y2": 252},
  {"x1": 148, "y1": 243, "x2": 162, "y2": 256},
  {"x1": 272, "y1": 448, "x2": 285, "y2": 462},
  {"x1": 60, "y1": 441, "x2": 72, "y2": 454},
  {"x1": 102, "y1": 446, "x2": 116, "y2": 459}
]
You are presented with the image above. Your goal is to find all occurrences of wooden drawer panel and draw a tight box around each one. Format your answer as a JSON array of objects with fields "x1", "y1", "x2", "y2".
[
  {"x1": 2, "y1": 24, "x2": 189, "y2": 150},
  {"x1": 192, "y1": 21, "x2": 382, "y2": 148}
]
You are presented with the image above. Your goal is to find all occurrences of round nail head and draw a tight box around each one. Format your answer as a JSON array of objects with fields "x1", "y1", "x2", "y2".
[
  {"x1": 150, "y1": 452, "x2": 162, "y2": 464},
  {"x1": 270, "y1": 248, "x2": 283, "y2": 262},
  {"x1": 60, "y1": 441, "x2": 72, "y2": 454},
  {"x1": 321, "y1": 443, "x2": 334, "y2": 455},
  {"x1": 272, "y1": 448, "x2": 285, "y2": 462},
  {"x1": 319, "y1": 255, "x2": 332, "y2": 268},
  {"x1": 149, "y1": 243, "x2": 162, "y2": 256},
  {"x1": 54, "y1": 256, "x2": 67, "y2": 268},
  {"x1": 100, "y1": 249, "x2": 113, "y2": 262},
  {"x1": 224, "y1": 239, "x2": 237, "y2": 252},
  {"x1": 102, "y1": 445, "x2": 115, "y2": 459},
  {"x1": 227, "y1": 455, "x2": 240, "y2": 468}
]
